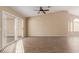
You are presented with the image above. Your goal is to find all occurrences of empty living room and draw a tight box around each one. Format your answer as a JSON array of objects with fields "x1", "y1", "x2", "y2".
[{"x1": 0, "y1": 6, "x2": 79, "y2": 53}]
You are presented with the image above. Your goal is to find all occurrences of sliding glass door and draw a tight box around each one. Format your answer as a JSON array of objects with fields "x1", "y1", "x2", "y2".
[
  {"x1": 1, "y1": 11, "x2": 24, "y2": 53},
  {"x1": 2, "y1": 11, "x2": 18, "y2": 47}
]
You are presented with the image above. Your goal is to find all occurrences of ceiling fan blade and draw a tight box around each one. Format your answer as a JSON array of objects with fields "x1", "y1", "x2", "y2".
[
  {"x1": 48, "y1": 6, "x2": 51, "y2": 8},
  {"x1": 35, "y1": 6, "x2": 49, "y2": 14},
  {"x1": 40, "y1": 7, "x2": 46, "y2": 14},
  {"x1": 43, "y1": 9, "x2": 49, "y2": 11},
  {"x1": 42, "y1": 10, "x2": 46, "y2": 14}
]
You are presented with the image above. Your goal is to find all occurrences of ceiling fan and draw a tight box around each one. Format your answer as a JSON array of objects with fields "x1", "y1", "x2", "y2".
[{"x1": 35, "y1": 6, "x2": 50, "y2": 14}]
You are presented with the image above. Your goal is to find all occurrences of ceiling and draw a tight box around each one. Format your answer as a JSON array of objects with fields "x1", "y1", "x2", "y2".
[{"x1": 9, "y1": 6, "x2": 79, "y2": 17}]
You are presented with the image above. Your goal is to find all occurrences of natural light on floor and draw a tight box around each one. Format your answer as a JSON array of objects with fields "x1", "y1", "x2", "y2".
[{"x1": 15, "y1": 39, "x2": 24, "y2": 53}]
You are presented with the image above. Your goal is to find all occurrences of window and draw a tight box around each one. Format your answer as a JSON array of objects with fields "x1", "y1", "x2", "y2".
[
  {"x1": 69, "y1": 18, "x2": 79, "y2": 32},
  {"x1": 73, "y1": 19, "x2": 79, "y2": 32}
]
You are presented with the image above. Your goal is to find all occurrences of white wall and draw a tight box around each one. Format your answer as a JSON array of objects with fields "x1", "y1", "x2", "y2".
[{"x1": 28, "y1": 11, "x2": 69, "y2": 36}]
